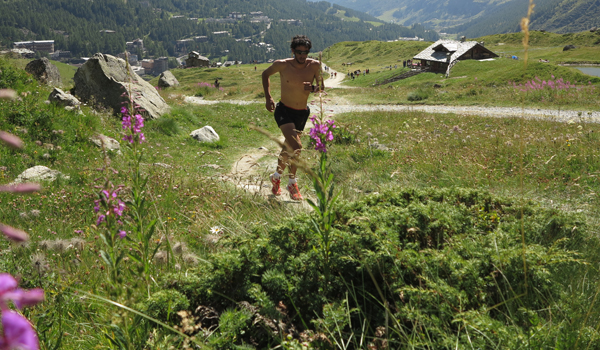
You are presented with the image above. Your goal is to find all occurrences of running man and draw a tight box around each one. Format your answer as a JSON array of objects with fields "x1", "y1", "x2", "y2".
[{"x1": 262, "y1": 35, "x2": 323, "y2": 200}]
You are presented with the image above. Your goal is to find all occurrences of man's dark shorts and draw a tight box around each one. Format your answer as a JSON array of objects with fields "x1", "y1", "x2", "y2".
[{"x1": 274, "y1": 102, "x2": 310, "y2": 132}]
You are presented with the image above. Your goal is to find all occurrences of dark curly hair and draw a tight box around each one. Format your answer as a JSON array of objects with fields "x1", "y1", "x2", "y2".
[{"x1": 290, "y1": 35, "x2": 312, "y2": 50}]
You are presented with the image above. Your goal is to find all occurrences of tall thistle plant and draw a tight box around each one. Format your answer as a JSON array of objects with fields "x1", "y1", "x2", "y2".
[{"x1": 306, "y1": 55, "x2": 340, "y2": 286}]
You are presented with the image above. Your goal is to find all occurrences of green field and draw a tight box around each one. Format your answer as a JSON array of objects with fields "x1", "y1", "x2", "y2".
[{"x1": 1, "y1": 30, "x2": 600, "y2": 349}]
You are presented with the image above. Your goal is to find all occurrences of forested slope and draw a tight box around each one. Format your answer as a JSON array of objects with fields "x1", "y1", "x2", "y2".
[{"x1": 0, "y1": 0, "x2": 438, "y2": 62}]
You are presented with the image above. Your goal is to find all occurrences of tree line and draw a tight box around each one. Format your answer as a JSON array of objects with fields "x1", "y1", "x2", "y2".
[{"x1": 0, "y1": 0, "x2": 438, "y2": 63}]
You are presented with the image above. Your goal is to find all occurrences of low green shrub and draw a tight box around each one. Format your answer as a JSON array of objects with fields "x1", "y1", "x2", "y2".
[
  {"x1": 161, "y1": 187, "x2": 593, "y2": 348},
  {"x1": 138, "y1": 290, "x2": 189, "y2": 322},
  {"x1": 407, "y1": 89, "x2": 428, "y2": 101}
]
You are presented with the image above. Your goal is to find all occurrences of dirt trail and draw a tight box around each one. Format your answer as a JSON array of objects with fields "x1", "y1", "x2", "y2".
[{"x1": 187, "y1": 70, "x2": 600, "y2": 203}]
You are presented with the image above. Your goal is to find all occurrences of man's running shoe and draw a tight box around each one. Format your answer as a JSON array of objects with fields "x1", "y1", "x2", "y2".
[
  {"x1": 287, "y1": 183, "x2": 303, "y2": 201},
  {"x1": 270, "y1": 174, "x2": 282, "y2": 195}
]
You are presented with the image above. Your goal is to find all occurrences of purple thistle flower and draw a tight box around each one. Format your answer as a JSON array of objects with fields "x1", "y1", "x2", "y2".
[
  {"x1": 0, "y1": 310, "x2": 40, "y2": 350},
  {"x1": 118, "y1": 230, "x2": 127, "y2": 239}
]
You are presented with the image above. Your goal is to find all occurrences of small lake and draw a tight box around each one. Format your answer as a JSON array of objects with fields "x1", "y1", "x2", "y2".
[{"x1": 574, "y1": 67, "x2": 600, "y2": 77}]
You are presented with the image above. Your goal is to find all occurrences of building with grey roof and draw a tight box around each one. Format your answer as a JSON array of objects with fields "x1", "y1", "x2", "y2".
[{"x1": 413, "y1": 40, "x2": 498, "y2": 74}]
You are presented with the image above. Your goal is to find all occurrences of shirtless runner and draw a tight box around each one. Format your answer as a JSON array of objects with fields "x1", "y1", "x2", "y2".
[{"x1": 262, "y1": 35, "x2": 323, "y2": 200}]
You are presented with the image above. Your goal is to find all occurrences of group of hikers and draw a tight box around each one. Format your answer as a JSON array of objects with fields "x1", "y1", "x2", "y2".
[{"x1": 348, "y1": 68, "x2": 369, "y2": 80}]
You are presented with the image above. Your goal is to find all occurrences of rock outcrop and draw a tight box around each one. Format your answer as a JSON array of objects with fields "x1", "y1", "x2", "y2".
[
  {"x1": 49, "y1": 87, "x2": 80, "y2": 107},
  {"x1": 90, "y1": 134, "x2": 121, "y2": 153},
  {"x1": 13, "y1": 166, "x2": 69, "y2": 183},
  {"x1": 158, "y1": 71, "x2": 179, "y2": 88},
  {"x1": 71, "y1": 53, "x2": 170, "y2": 119},
  {"x1": 190, "y1": 126, "x2": 220, "y2": 143},
  {"x1": 25, "y1": 58, "x2": 62, "y2": 86}
]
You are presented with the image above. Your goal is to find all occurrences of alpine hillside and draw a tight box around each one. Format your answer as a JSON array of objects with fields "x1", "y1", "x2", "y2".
[
  {"x1": 0, "y1": 0, "x2": 438, "y2": 63},
  {"x1": 308, "y1": 0, "x2": 600, "y2": 37}
]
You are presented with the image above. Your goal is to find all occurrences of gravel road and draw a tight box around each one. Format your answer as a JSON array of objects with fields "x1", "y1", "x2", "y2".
[{"x1": 184, "y1": 96, "x2": 600, "y2": 124}]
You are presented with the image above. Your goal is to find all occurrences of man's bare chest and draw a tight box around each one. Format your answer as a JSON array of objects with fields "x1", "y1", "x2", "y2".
[{"x1": 280, "y1": 66, "x2": 314, "y2": 84}]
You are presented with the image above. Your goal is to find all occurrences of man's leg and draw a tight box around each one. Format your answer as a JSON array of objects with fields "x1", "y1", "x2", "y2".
[{"x1": 279, "y1": 123, "x2": 303, "y2": 200}]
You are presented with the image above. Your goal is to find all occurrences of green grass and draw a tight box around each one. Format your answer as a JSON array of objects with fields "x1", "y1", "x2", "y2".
[{"x1": 3, "y1": 30, "x2": 600, "y2": 349}]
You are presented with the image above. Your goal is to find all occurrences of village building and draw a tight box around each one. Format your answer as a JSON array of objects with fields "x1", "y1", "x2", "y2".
[
  {"x1": 279, "y1": 19, "x2": 303, "y2": 26},
  {"x1": 126, "y1": 39, "x2": 144, "y2": 53},
  {"x1": 413, "y1": 39, "x2": 498, "y2": 74},
  {"x1": 13, "y1": 40, "x2": 55, "y2": 53},
  {"x1": 154, "y1": 57, "x2": 169, "y2": 74},
  {"x1": 185, "y1": 51, "x2": 210, "y2": 68}
]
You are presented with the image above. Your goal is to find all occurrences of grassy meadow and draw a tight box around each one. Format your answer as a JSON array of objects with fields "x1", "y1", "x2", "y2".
[{"x1": 1, "y1": 30, "x2": 600, "y2": 349}]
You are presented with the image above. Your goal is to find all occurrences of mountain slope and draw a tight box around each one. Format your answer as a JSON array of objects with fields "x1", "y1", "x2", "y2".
[
  {"x1": 309, "y1": 0, "x2": 600, "y2": 37},
  {"x1": 0, "y1": 0, "x2": 438, "y2": 63}
]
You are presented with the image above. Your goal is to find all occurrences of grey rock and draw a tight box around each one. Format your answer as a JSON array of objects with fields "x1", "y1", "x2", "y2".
[
  {"x1": 71, "y1": 53, "x2": 170, "y2": 119},
  {"x1": 158, "y1": 70, "x2": 179, "y2": 88},
  {"x1": 49, "y1": 87, "x2": 80, "y2": 107},
  {"x1": 563, "y1": 45, "x2": 576, "y2": 51},
  {"x1": 13, "y1": 166, "x2": 69, "y2": 183},
  {"x1": 369, "y1": 142, "x2": 389, "y2": 151},
  {"x1": 90, "y1": 134, "x2": 120, "y2": 152},
  {"x1": 590, "y1": 27, "x2": 597, "y2": 32},
  {"x1": 25, "y1": 58, "x2": 62, "y2": 86},
  {"x1": 190, "y1": 126, "x2": 220, "y2": 143}
]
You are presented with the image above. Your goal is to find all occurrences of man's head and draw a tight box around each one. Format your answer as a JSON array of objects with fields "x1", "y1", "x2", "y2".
[{"x1": 290, "y1": 35, "x2": 312, "y2": 64}]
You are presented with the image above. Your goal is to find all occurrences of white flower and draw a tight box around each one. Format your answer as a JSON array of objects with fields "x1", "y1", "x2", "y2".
[{"x1": 210, "y1": 226, "x2": 223, "y2": 235}]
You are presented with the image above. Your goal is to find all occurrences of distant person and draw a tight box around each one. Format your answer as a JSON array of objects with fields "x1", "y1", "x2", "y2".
[
  {"x1": 214, "y1": 79, "x2": 220, "y2": 88},
  {"x1": 261, "y1": 35, "x2": 323, "y2": 200},
  {"x1": 255, "y1": 66, "x2": 257, "y2": 71}
]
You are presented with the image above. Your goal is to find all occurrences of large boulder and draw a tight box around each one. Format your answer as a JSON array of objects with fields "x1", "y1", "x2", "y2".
[
  {"x1": 71, "y1": 53, "x2": 170, "y2": 119},
  {"x1": 190, "y1": 126, "x2": 219, "y2": 143},
  {"x1": 25, "y1": 58, "x2": 62, "y2": 86},
  {"x1": 49, "y1": 87, "x2": 80, "y2": 107},
  {"x1": 158, "y1": 70, "x2": 179, "y2": 88}
]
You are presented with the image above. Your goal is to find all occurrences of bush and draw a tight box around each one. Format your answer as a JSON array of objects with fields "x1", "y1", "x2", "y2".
[
  {"x1": 407, "y1": 90, "x2": 428, "y2": 101},
  {"x1": 162, "y1": 187, "x2": 592, "y2": 348},
  {"x1": 139, "y1": 290, "x2": 190, "y2": 322}
]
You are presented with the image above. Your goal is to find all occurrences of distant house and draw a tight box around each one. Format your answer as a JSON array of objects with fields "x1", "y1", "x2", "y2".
[
  {"x1": 186, "y1": 51, "x2": 210, "y2": 68},
  {"x1": 13, "y1": 40, "x2": 54, "y2": 53},
  {"x1": 413, "y1": 39, "x2": 498, "y2": 74}
]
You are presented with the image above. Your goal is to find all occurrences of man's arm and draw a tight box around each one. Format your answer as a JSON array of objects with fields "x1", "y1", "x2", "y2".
[{"x1": 262, "y1": 62, "x2": 284, "y2": 112}]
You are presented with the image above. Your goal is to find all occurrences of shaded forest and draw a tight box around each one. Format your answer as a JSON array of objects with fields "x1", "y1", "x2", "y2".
[{"x1": 0, "y1": 0, "x2": 439, "y2": 62}]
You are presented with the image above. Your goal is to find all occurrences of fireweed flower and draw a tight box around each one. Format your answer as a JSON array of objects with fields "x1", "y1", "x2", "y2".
[
  {"x1": 0, "y1": 273, "x2": 43, "y2": 350},
  {"x1": 94, "y1": 186, "x2": 126, "y2": 228},
  {"x1": 121, "y1": 106, "x2": 145, "y2": 144},
  {"x1": 309, "y1": 116, "x2": 336, "y2": 153},
  {"x1": 0, "y1": 310, "x2": 40, "y2": 350},
  {"x1": 0, "y1": 224, "x2": 28, "y2": 242}
]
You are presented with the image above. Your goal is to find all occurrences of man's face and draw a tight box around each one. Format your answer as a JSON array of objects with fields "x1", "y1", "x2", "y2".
[{"x1": 292, "y1": 45, "x2": 310, "y2": 64}]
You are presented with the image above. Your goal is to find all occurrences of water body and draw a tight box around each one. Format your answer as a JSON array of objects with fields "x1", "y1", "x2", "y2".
[{"x1": 575, "y1": 67, "x2": 600, "y2": 77}]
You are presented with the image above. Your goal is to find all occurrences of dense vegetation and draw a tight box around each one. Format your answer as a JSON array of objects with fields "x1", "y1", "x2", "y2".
[
  {"x1": 0, "y1": 0, "x2": 436, "y2": 62},
  {"x1": 1, "y1": 31, "x2": 600, "y2": 348}
]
